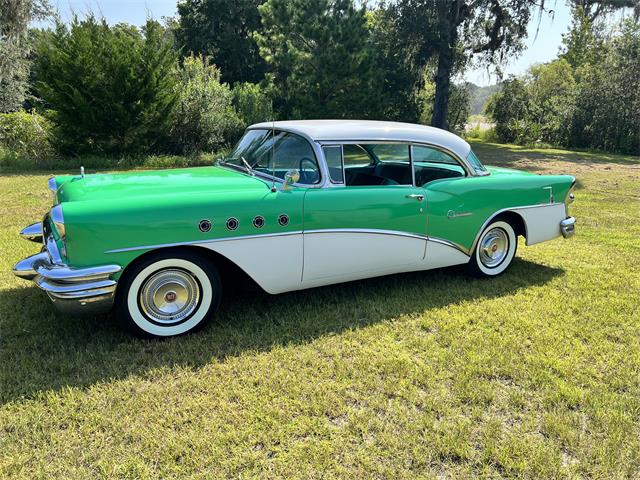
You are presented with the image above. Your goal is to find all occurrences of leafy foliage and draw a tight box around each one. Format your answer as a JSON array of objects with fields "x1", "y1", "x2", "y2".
[
  {"x1": 167, "y1": 55, "x2": 242, "y2": 154},
  {"x1": 0, "y1": 109, "x2": 55, "y2": 165},
  {"x1": 33, "y1": 16, "x2": 178, "y2": 155},
  {"x1": 256, "y1": 0, "x2": 383, "y2": 119},
  {"x1": 232, "y1": 82, "x2": 273, "y2": 126},
  {"x1": 418, "y1": 81, "x2": 470, "y2": 134},
  {"x1": 175, "y1": 0, "x2": 267, "y2": 85},
  {"x1": 486, "y1": 19, "x2": 640, "y2": 154},
  {"x1": 0, "y1": 0, "x2": 50, "y2": 111}
]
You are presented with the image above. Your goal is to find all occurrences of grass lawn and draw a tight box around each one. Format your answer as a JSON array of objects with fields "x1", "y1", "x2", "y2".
[{"x1": 1, "y1": 140, "x2": 639, "y2": 478}]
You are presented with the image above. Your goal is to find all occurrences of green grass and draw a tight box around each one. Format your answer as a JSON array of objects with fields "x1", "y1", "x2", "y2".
[{"x1": 1, "y1": 141, "x2": 639, "y2": 478}]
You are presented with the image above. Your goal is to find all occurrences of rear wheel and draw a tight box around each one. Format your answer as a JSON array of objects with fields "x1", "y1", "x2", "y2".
[
  {"x1": 116, "y1": 250, "x2": 221, "y2": 338},
  {"x1": 467, "y1": 220, "x2": 517, "y2": 277}
]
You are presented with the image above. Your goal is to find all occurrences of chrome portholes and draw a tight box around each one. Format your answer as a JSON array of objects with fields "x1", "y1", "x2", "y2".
[
  {"x1": 139, "y1": 268, "x2": 200, "y2": 325},
  {"x1": 226, "y1": 217, "x2": 239, "y2": 230},
  {"x1": 198, "y1": 219, "x2": 212, "y2": 233},
  {"x1": 479, "y1": 227, "x2": 509, "y2": 268},
  {"x1": 253, "y1": 216, "x2": 265, "y2": 228},
  {"x1": 278, "y1": 214, "x2": 289, "y2": 227}
]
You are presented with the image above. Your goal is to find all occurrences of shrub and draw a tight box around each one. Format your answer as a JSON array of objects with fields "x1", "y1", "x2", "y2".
[
  {"x1": 0, "y1": 110, "x2": 56, "y2": 166},
  {"x1": 167, "y1": 56, "x2": 242, "y2": 154},
  {"x1": 33, "y1": 16, "x2": 178, "y2": 155},
  {"x1": 232, "y1": 82, "x2": 273, "y2": 127}
]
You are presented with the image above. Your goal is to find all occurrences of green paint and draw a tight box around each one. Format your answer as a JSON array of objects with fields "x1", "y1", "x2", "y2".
[{"x1": 52, "y1": 162, "x2": 574, "y2": 273}]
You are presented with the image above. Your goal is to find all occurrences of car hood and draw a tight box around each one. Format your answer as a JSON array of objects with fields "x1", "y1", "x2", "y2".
[{"x1": 54, "y1": 166, "x2": 268, "y2": 203}]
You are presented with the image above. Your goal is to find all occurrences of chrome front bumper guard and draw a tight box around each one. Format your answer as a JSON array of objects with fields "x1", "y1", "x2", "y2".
[
  {"x1": 560, "y1": 216, "x2": 576, "y2": 238},
  {"x1": 13, "y1": 223, "x2": 121, "y2": 315}
]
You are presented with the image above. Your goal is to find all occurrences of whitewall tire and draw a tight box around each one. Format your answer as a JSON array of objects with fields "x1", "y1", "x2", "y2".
[
  {"x1": 116, "y1": 250, "x2": 221, "y2": 338},
  {"x1": 468, "y1": 220, "x2": 517, "y2": 277}
]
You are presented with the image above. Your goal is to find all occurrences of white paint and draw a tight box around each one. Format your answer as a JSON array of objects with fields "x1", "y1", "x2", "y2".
[
  {"x1": 202, "y1": 234, "x2": 303, "y2": 294},
  {"x1": 424, "y1": 241, "x2": 471, "y2": 269},
  {"x1": 249, "y1": 120, "x2": 471, "y2": 160},
  {"x1": 513, "y1": 203, "x2": 566, "y2": 245},
  {"x1": 301, "y1": 231, "x2": 427, "y2": 287},
  {"x1": 127, "y1": 258, "x2": 213, "y2": 337}
]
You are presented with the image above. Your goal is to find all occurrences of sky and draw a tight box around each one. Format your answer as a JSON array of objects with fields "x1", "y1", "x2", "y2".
[{"x1": 44, "y1": 0, "x2": 575, "y2": 87}]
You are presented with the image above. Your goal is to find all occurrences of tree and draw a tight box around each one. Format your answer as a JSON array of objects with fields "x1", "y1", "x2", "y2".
[
  {"x1": 256, "y1": 0, "x2": 382, "y2": 119},
  {"x1": 167, "y1": 55, "x2": 242, "y2": 154},
  {"x1": 416, "y1": 0, "x2": 545, "y2": 130},
  {"x1": 175, "y1": 0, "x2": 267, "y2": 85},
  {"x1": 0, "y1": 0, "x2": 50, "y2": 111},
  {"x1": 484, "y1": 77, "x2": 530, "y2": 143},
  {"x1": 34, "y1": 16, "x2": 178, "y2": 154}
]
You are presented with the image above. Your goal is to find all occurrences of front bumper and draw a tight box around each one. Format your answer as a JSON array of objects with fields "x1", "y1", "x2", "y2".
[
  {"x1": 560, "y1": 216, "x2": 576, "y2": 238},
  {"x1": 13, "y1": 223, "x2": 121, "y2": 315}
]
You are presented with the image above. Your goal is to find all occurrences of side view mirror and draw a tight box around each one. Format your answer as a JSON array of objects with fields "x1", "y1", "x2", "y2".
[{"x1": 282, "y1": 169, "x2": 300, "y2": 190}]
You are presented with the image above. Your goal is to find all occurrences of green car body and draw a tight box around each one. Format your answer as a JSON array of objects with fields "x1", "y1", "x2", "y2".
[{"x1": 13, "y1": 120, "x2": 576, "y2": 337}]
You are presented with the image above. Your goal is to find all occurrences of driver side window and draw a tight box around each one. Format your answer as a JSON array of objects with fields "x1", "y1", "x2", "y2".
[{"x1": 251, "y1": 131, "x2": 321, "y2": 185}]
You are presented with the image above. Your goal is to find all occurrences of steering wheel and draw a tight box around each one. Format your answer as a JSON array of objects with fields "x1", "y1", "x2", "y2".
[{"x1": 298, "y1": 157, "x2": 319, "y2": 184}]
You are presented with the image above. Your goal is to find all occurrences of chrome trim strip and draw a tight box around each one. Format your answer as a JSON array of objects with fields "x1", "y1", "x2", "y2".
[
  {"x1": 427, "y1": 236, "x2": 470, "y2": 256},
  {"x1": 19, "y1": 222, "x2": 43, "y2": 242},
  {"x1": 105, "y1": 230, "x2": 304, "y2": 254},
  {"x1": 303, "y1": 228, "x2": 428, "y2": 241}
]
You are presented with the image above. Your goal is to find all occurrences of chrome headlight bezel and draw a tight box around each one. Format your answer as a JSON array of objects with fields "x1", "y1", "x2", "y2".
[
  {"x1": 48, "y1": 177, "x2": 58, "y2": 205},
  {"x1": 43, "y1": 205, "x2": 66, "y2": 264}
]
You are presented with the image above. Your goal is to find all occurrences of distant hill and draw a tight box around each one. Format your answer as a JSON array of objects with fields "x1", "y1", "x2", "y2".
[{"x1": 465, "y1": 83, "x2": 500, "y2": 115}]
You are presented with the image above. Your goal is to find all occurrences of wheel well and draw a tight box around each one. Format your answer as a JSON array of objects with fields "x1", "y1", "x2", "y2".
[
  {"x1": 119, "y1": 246, "x2": 263, "y2": 292},
  {"x1": 493, "y1": 211, "x2": 527, "y2": 239}
]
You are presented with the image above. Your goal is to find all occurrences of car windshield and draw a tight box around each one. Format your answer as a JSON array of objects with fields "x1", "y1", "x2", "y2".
[{"x1": 466, "y1": 149, "x2": 488, "y2": 174}]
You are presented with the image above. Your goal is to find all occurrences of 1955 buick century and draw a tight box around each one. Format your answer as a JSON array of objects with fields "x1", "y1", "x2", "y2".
[{"x1": 13, "y1": 120, "x2": 576, "y2": 337}]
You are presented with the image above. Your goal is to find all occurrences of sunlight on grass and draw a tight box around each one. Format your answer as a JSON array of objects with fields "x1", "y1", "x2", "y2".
[{"x1": 0, "y1": 144, "x2": 639, "y2": 478}]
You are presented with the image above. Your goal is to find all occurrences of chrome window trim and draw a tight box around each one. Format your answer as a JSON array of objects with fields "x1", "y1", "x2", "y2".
[
  {"x1": 318, "y1": 140, "x2": 475, "y2": 178},
  {"x1": 321, "y1": 144, "x2": 345, "y2": 185}
]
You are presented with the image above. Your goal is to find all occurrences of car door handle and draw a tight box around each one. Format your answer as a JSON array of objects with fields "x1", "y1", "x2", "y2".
[{"x1": 406, "y1": 194, "x2": 424, "y2": 201}]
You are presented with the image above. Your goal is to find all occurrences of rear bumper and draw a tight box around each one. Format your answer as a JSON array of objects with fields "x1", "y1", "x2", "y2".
[
  {"x1": 560, "y1": 216, "x2": 576, "y2": 238},
  {"x1": 13, "y1": 228, "x2": 121, "y2": 315}
]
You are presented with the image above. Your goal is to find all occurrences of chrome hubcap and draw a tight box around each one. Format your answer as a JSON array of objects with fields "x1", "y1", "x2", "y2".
[
  {"x1": 479, "y1": 228, "x2": 509, "y2": 268},
  {"x1": 139, "y1": 269, "x2": 200, "y2": 324}
]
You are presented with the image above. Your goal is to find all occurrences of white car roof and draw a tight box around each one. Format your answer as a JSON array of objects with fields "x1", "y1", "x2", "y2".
[{"x1": 249, "y1": 120, "x2": 472, "y2": 159}]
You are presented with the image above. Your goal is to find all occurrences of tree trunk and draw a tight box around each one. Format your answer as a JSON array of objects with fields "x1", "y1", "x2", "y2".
[
  {"x1": 432, "y1": 2, "x2": 461, "y2": 130},
  {"x1": 432, "y1": 43, "x2": 454, "y2": 129}
]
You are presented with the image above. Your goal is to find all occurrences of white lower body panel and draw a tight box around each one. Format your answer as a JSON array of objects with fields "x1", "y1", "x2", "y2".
[{"x1": 513, "y1": 203, "x2": 566, "y2": 245}]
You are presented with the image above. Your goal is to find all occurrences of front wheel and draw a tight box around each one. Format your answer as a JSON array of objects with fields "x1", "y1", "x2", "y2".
[
  {"x1": 115, "y1": 250, "x2": 222, "y2": 338},
  {"x1": 467, "y1": 220, "x2": 517, "y2": 277}
]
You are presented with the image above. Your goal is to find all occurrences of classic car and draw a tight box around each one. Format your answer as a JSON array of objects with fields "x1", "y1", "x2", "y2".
[{"x1": 13, "y1": 120, "x2": 576, "y2": 337}]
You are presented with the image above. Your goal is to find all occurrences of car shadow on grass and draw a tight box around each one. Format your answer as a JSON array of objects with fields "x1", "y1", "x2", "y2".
[{"x1": 0, "y1": 258, "x2": 563, "y2": 404}]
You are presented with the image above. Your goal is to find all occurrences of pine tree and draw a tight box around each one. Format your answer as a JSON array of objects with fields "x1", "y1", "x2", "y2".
[{"x1": 34, "y1": 16, "x2": 178, "y2": 154}]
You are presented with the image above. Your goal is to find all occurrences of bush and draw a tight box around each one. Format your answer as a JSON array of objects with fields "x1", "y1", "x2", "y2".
[
  {"x1": 167, "y1": 56, "x2": 242, "y2": 154},
  {"x1": 33, "y1": 16, "x2": 178, "y2": 155},
  {"x1": 0, "y1": 110, "x2": 56, "y2": 166},
  {"x1": 232, "y1": 82, "x2": 273, "y2": 127}
]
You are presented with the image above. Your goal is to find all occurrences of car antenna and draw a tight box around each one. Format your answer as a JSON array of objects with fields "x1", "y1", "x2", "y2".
[{"x1": 270, "y1": 111, "x2": 277, "y2": 193}]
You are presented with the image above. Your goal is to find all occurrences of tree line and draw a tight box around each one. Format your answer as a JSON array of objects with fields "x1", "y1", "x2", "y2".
[
  {"x1": 485, "y1": 5, "x2": 640, "y2": 154},
  {"x1": 0, "y1": 0, "x2": 638, "y2": 161}
]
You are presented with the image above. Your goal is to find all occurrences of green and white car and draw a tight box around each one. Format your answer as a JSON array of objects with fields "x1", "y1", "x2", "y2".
[{"x1": 13, "y1": 120, "x2": 576, "y2": 337}]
